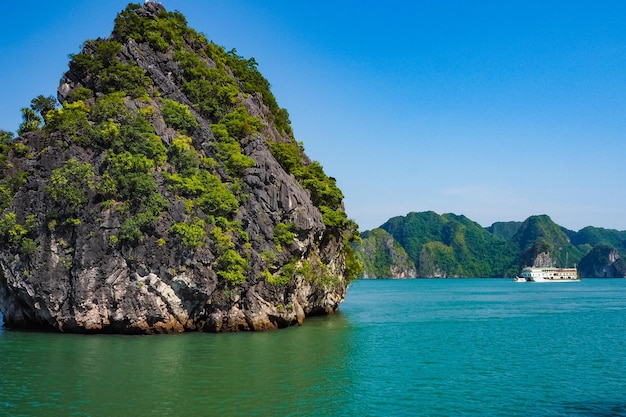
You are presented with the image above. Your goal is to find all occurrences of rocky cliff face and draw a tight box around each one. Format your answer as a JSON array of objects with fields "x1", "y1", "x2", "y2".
[
  {"x1": 354, "y1": 228, "x2": 416, "y2": 278},
  {"x1": 0, "y1": 3, "x2": 360, "y2": 333},
  {"x1": 578, "y1": 245, "x2": 626, "y2": 278},
  {"x1": 531, "y1": 251, "x2": 554, "y2": 267}
]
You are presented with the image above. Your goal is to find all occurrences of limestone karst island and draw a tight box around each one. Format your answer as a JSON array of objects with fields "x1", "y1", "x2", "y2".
[{"x1": 0, "y1": 3, "x2": 361, "y2": 333}]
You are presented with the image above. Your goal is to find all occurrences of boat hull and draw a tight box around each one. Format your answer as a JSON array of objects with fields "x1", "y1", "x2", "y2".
[
  {"x1": 530, "y1": 276, "x2": 580, "y2": 282},
  {"x1": 518, "y1": 267, "x2": 581, "y2": 282}
]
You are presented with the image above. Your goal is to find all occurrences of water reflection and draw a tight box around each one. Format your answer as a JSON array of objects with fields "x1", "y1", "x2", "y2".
[{"x1": 0, "y1": 313, "x2": 355, "y2": 416}]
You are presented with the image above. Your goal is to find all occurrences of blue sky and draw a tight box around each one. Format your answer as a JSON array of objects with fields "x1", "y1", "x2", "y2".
[{"x1": 2, "y1": 1, "x2": 626, "y2": 232}]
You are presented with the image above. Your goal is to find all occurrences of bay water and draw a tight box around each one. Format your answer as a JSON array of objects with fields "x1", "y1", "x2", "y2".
[{"x1": 1, "y1": 279, "x2": 626, "y2": 416}]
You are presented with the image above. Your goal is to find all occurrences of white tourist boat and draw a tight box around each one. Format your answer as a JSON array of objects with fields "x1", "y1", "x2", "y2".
[{"x1": 515, "y1": 266, "x2": 580, "y2": 282}]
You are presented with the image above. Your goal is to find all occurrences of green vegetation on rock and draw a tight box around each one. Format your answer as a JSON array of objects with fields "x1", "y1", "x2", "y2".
[
  {"x1": 0, "y1": 2, "x2": 359, "y2": 334},
  {"x1": 161, "y1": 98, "x2": 198, "y2": 134},
  {"x1": 0, "y1": 131, "x2": 28, "y2": 214},
  {"x1": 170, "y1": 218, "x2": 206, "y2": 249},
  {"x1": 270, "y1": 141, "x2": 352, "y2": 231},
  {"x1": 69, "y1": 39, "x2": 151, "y2": 98},
  {"x1": 356, "y1": 228, "x2": 415, "y2": 278},
  {"x1": 46, "y1": 159, "x2": 95, "y2": 214}
]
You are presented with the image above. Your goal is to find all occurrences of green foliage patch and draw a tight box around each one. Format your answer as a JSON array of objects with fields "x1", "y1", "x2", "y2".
[
  {"x1": 0, "y1": 131, "x2": 29, "y2": 213},
  {"x1": 268, "y1": 259, "x2": 295, "y2": 286},
  {"x1": 210, "y1": 106, "x2": 259, "y2": 177},
  {"x1": 0, "y1": 212, "x2": 37, "y2": 255},
  {"x1": 45, "y1": 101, "x2": 92, "y2": 145},
  {"x1": 211, "y1": 226, "x2": 248, "y2": 285},
  {"x1": 113, "y1": 4, "x2": 194, "y2": 51},
  {"x1": 273, "y1": 222, "x2": 295, "y2": 250},
  {"x1": 161, "y1": 98, "x2": 198, "y2": 133},
  {"x1": 69, "y1": 39, "x2": 150, "y2": 98},
  {"x1": 91, "y1": 92, "x2": 130, "y2": 123},
  {"x1": 344, "y1": 244, "x2": 363, "y2": 282},
  {"x1": 181, "y1": 77, "x2": 238, "y2": 122},
  {"x1": 112, "y1": 115, "x2": 166, "y2": 165},
  {"x1": 167, "y1": 135, "x2": 200, "y2": 175},
  {"x1": 46, "y1": 159, "x2": 95, "y2": 214},
  {"x1": 18, "y1": 108, "x2": 43, "y2": 135},
  {"x1": 101, "y1": 151, "x2": 166, "y2": 243},
  {"x1": 170, "y1": 218, "x2": 206, "y2": 249},
  {"x1": 166, "y1": 171, "x2": 238, "y2": 218},
  {"x1": 224, "y1": 49, "x2": 292, "y2": 137}
]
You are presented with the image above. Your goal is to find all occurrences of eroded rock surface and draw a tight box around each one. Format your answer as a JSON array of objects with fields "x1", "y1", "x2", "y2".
[{"x1": 0, "y1": 3, "x2": 360, "y2": 333}]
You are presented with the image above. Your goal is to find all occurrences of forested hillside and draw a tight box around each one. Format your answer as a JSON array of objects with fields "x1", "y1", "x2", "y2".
[{"x1": 354, "y1": 211, "x2": 626, "y2": 278}]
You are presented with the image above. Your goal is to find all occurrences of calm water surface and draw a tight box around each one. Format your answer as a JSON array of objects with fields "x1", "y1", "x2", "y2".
[{"x1": 1, "y1": 279, "x2": 626, "y2": 416}]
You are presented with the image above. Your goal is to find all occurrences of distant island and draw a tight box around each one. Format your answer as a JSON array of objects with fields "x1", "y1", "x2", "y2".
[{"x1": 353, "y1": 211, "x2": 626, "y2": 278}]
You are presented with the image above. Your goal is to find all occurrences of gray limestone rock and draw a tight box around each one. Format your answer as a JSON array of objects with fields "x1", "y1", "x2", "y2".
[{"x1": 0, "y1": 3, "x2": 357, "y2": 333}]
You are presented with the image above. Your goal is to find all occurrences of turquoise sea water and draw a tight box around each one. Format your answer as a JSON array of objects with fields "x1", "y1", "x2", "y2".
[{"x1": 1, "y1": 278, "x2": 626, "y2": 416}]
